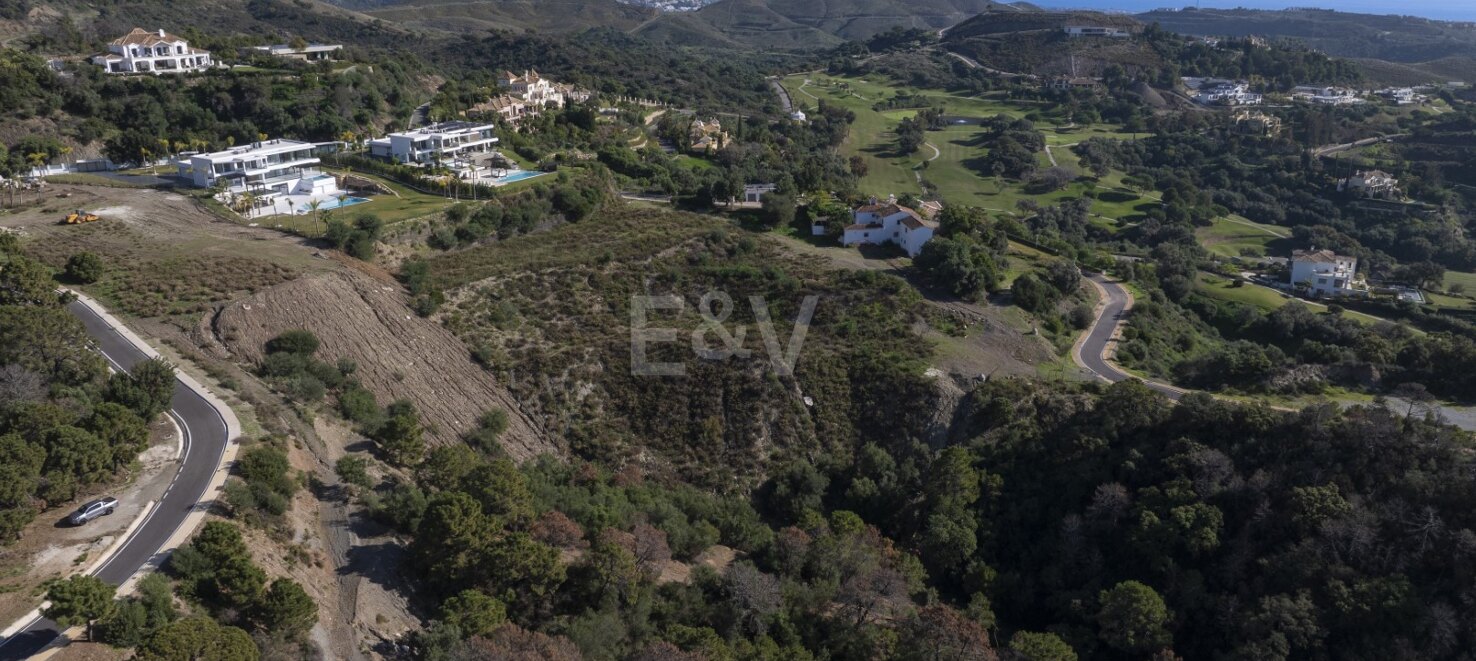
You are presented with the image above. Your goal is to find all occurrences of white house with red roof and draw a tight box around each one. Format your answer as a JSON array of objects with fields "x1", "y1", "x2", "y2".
[
  {"x1": 842, "y1": 197, "x2": 938, "y2": 257},
  {"x1": 93, "y1": 28, "x2": 212, "y2": 74}
]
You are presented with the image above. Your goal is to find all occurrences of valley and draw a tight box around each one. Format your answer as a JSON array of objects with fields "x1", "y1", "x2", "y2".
[{"x1": 3, "y1": 1, "x2": 1476, "y2": 660}]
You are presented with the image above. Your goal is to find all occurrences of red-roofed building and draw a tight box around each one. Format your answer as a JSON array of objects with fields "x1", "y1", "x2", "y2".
[
  {"x1": 842, "y1": 197, "x2": 938, "y2": 256},
  {"x1": 93, "y1": 28, "x2": 212, "y2": 74}
]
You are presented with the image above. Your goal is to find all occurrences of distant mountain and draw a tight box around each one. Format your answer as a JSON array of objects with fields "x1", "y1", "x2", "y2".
[
  {"x1": 1137, "y1": 8, "x2": 1476, "y2": 65},
  {"x1": 636, "y1": 0, "x2": 1024, "y2": 49},
  {"x1": 332, "y1": 0, "x2": 656, "y2": 34}
]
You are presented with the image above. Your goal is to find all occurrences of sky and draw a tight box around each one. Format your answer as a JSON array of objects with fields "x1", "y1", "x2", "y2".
[{"x1": 1028, "y1": 1, "x2": 1476, "y2": 21}]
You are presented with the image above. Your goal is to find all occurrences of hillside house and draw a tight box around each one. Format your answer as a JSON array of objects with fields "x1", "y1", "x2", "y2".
[
  {"x1": 1063, "y1": 26, "x2": 1132, "y2": 38},
  {"x1": 498, "y1": 70, "x2": 566, "y2": 109},
  {"x1": 689, "y1": 119, "x2": 729, "y2": 155},
  {"x1": 1290, "y1": 249, "x2": 1366, "y2": 298},
  {"x1": 1338, "y1": 170, "x2": 1400, "y2": 200},
  {"x1": 1193, "y1": 80, "x2": 1262, "y2": 106},
  {"x1": 743, "y1": 183, "x2": 777, "y2": 204},
  {"x1": 368, "y1": 122, "x2": 498, "y2": 166},
  {"x1": 842, "y1": 199, "x2": 937, "y2": 257},
  {"x1": 93, "y1": 28, "x2": 211, "y2": 74},
  {"x1": 1233, "y1": 111, "x2": 1282, "y2": 137},
  {"x1": 1292, "y1": 85, "x2": 1364, "y2": 105},
  {"x1": 178, "y1": 139, "x2": 343, "y2": 216},
  {"x1": 1377, "y1": 87, "x2": 1418, "y2": 105},
  {"x1": 250, "y1": 43, "x2": 342, "y2": 61},
  {"x1": 1048, "y1": 77, "x2": 1102, "y2": 92},
  {"x1": 467, "y1": 96, "x2": 531, "y2": 123}
]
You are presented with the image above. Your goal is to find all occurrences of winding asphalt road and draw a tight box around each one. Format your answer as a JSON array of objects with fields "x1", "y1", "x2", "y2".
[
  {"x1": 0, "y1": 301, "x2": 231, "y2": 660},
  {"x1": 1076, "y1": 273, "x2": 1185, "y2": 400}
]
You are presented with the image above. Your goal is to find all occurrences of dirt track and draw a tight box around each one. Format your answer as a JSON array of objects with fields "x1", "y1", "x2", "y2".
[{"x1": 207, "y1": 270, "x2": 557, "y2": 459}]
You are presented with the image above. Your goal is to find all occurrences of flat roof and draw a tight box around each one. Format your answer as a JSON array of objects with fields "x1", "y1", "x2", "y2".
[
  {"x1": 388, "y1": 121, "x2": 496, "y2": 138},
  {"x1": 193, "y1": 139, "x2": 318, "y2": 162}
]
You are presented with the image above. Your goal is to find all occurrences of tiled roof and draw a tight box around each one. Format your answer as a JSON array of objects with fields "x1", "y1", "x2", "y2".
[
  {"x1": 1292, "y1": 249, "x2": 1342, "y2": 263},
  {"x1": 111, "y1": 28, "x2": 186, "y2": 47}
]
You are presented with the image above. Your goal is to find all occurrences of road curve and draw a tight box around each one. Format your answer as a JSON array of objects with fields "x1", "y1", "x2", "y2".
[
  {"x1": 0, "y1": 299, "x2": 235, "y2": 659},
  {"x1": 1075, "y1": 273, "x2": 1186, "y2": 400}
]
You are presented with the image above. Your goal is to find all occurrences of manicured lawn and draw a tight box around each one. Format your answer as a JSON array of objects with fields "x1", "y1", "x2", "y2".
[
  {"x1": 1443, "y1": 269, "x2": 1476, "y2": 294},
  {"x1": 780, "y1": 73, "x2": 1134, "y2": 208},
  {"x1": 1196, "y1": 215, "x2": 1290, "y2": 258},
  {"x1": 1197, "y1": 273, "x2": 1385, "y2": 326},
  {"x1": 253, "y1": 171, "x2": 456, "y2": 233}
]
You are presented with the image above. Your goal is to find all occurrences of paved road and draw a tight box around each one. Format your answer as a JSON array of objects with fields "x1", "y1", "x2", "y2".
[
  {"x1": 1076, "y1": 273, "x2": 1185, "y2": 400},
  {"x1": 0, "y1": 302, "x2": 231, "y2": 660}
]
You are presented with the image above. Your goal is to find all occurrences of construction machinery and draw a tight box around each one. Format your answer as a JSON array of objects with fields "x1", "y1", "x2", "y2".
[{"x1": 61, "y1": 209, "x2": 100, "y2": 225}]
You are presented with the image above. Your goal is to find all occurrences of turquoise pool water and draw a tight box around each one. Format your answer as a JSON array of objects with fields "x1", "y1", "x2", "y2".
[
  {"x1": 301, "y1": 196, "x2": 369, "y2": 213},
  {"x1": 494, "y1": 170, "x2": 547, "y2": 185}
]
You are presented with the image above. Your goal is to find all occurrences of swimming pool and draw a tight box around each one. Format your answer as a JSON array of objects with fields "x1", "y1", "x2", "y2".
[
  {"x1": 492, "y1": 170, "x2": 548, "y2": 185},
  {"x1": 300, "y1": 196, "x2": 369, "y2": 213}
]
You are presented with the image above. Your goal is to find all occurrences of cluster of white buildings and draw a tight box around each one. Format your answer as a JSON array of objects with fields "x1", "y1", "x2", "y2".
[
  {"x1": 1290, "y1": 249, "x2": 1367, "y2": 298},
  {"x1": 177, "y1": 139, "x2": 348, "y2": 217},
  {"x1": 841, "y1": 198, "x2": 937, "y2": 257},
  {"x1": 467, "y1": 70, "x2": 586, "y2": 124},
  {"x1": 1376, "y1": 87, "x2": 1420, "y2": 105},
  {"x1": 93, "y1": 28, "x2": 212, "y2": 74},
  {"x1": 1188, "y1": 79, "x2": 1263, "y2": 106}
]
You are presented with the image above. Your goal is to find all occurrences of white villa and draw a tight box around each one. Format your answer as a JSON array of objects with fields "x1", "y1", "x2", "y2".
[
  {"x1": 250, "y1": 43, "x2": 342, "y2": 61},
  {"x1": 1338, "y1": 170, "x2": 1400, "y2": 200},
  {"x1": 463, "y1": 70, "x2": 578, "y2": 125},
  {"x1": 742, "y1": 183, "x2": 777, "y2": 204},
  {"x1": 1193, "y1": 80, "x2": 1263, "y2": 106},
  {"x1": 1292, "y1": 85, "x2": 1364, "y2": 106},
  {"x1": 499, "y1": 70, "x2": 566, "y2": 108},
  {"x1": 1377, "y1": 87, "x2": 1418, "y2": 105},
  {"x1": 178, "y1": 139, "x2": 343, "y2": 216},
  {"x1": 1290, "y1": 249, "x2": 1366, "y2": 298},
  {"x1": 368, "y1": 122, "x2": 498, "y2": 165},
  {"x1": 1064, "y1": 26, "x2": 1132, "y2": 38},
  {"x1": 842, "y1": 199, "x2": 937, "y2": 257},
  {"x1": 93, "y1": 28, "x2": 212, "y2": 74}
]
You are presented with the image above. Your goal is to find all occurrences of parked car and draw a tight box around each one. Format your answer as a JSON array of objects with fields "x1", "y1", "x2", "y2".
[{"x1": 69, "y1": 497, "x2": 118, "y2": 525}]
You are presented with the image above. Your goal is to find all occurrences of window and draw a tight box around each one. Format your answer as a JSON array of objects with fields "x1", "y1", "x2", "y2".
[{"x1": 1317, "y1": 278, "x2": 1328, "y2": 285}]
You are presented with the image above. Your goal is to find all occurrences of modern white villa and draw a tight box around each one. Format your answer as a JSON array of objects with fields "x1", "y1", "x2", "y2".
[
  {"x1": 1290, "y1": 249, "x2": 1366, "y2": 298},
  {"x1": 178, "y1": 139, "x2": 347, "y2": 217},
  {"x1": 250, "y1": 43, "x2": 342, "y2": 61},
  {"x1": 1193, "y1": 80, "x2": 1263, "y2": 106},
  {"x1": 93, "y1": 28, "x2": 212, "y2": 74},
  {"x1": 842, "y1": 199, "x2": 937, "y2": 257},
  {"x1": 1063, "y1": 26, "x2": 1132, "y2": 38},
  {"x1": 367, "y1": 122, "x2": 499, "y2": 166},
  {"x1": 1292, "y1": 85, "x2": 1364, "y2": 106}
]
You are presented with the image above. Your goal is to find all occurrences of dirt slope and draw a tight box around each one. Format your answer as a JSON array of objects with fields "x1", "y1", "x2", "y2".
[{"x1": 205, "y1": 270, "x2": 557, "y2": 460}]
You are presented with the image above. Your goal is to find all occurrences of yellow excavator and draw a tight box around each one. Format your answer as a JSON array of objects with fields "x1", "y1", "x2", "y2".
[{"x1": 61, "y1": 209, "x2": 100, "y2": 225}]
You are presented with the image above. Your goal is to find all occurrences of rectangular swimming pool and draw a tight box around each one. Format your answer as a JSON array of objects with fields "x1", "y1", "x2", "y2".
[
  {"x1": 492, "y1": 170, "x2": 548, "y2": 185},
  {"x1": 300, "y1": 196, "x2": 369, "y2": 213}
]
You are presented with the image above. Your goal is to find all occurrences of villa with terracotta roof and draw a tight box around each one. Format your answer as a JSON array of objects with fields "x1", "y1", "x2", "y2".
[
  {"x1": 93, "y1": 28, "x2": 212, "y2": 74},
  {"x1": 842, "y1": 198, "x2": 937, "y2": 257},
  {"x1": 498, "y1": 69, "x2": 566, "y2": 108}
]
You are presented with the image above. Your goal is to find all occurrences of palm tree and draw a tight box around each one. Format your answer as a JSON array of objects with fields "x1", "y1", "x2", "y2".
[{"x1": 307, "y1": 199, "x2": 322, "y2": 236}]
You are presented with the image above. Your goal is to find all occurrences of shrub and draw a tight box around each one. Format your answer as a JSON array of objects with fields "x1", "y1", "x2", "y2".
[{"x1": 64, "y1": 252, "x2": 104, "y2": 284}]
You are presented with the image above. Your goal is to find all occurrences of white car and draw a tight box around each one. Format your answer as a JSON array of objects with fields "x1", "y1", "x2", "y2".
[{"x1": 69, "y1": 497, "x2": 118, "y2": 525}]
